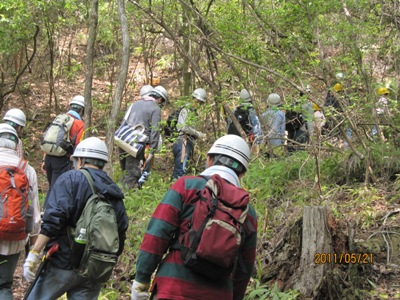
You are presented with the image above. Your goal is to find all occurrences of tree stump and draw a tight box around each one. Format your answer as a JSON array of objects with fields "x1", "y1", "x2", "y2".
[{"x1": 294, "y1": 206, "x2": 333, "y2": 298}]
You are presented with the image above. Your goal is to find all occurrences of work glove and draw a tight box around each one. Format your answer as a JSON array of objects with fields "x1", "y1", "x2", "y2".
[
  {"x1": 23, "y1": 250, "x2": 41, "y2": 282},
  {"x1": 138, "y1": 171, "x2": 150, "y2": 185},
  {"x1": 131, "y1": 280, "x2": 150, "y2": 300}
]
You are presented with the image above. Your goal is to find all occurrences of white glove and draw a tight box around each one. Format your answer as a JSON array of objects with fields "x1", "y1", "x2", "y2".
[
  {"x1": 23, "y1": 250, "x2": 41, "y2": 282},
  {"x1": 131, "y1": 280, "x2": 150, "y2": 300}
]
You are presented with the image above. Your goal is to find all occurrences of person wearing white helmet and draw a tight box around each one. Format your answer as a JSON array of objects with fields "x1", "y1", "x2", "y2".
[
  {"x1": 227, "y1": 89, "x2": 263, "y2": 144},
  {"x1": 0, "y1": 123, "x2": 40, "y2": 300},
  {"x1": 132, "y1": 134, "x2": 257, "y2": 300},
  {"x1": 119, "y1": 85, "x2": 166, "y2": 190},
  {"x1": 24, "y1": 137, "x2": 128, "y2": 300},
  {"x1": 3, "y1": 108, "x2": 27, "y2": 158},
  {"x1": 170, "y1": 88, "x2": 207, "y2": 180},
  {"x1": 140, "y1": 85, "x2": 154, "y2": 98},
  {"x1": 41, "y1": 95, "x2": 85, "y2": 189},
  {"x1": 262, "y1": 93, "x2": 286, "y2": 157},
  {"x1": 152, "y1": 85, "x2": 168, "y2": 103},
  {"x1": 118, "y1": 85, "x2": 155, "y2": 172}
]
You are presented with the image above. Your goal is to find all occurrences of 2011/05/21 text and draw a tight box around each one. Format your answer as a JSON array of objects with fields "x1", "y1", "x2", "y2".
[{"x1": 314, "y1": 253, "x2": 373, "y2": 264}]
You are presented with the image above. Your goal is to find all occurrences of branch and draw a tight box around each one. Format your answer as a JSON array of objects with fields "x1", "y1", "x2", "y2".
[{"x1": 2, "y1": 25, "x2": 40, "y2": 98}]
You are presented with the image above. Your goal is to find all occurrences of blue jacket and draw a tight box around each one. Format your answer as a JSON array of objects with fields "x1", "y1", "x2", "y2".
[{"x1": 41, "y1": 167, "x2": 129, "y2": 269}]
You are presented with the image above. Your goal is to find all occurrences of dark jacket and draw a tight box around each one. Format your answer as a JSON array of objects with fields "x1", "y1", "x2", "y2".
[{"x1": 41, "y1": 167, "x2": 128, "y2": 269}]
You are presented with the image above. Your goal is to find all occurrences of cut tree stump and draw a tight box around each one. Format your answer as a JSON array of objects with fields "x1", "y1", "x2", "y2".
[{"x1": 294, "y1": 206, "x2": 333, "y2": 298}]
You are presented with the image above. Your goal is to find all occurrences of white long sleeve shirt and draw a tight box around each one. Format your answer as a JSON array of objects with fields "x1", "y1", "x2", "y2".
[{"x1": 0, "y1": 148, "x2": 40, "y2": 255}]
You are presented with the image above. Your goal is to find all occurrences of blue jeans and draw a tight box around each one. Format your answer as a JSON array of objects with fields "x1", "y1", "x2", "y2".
[
  {"x1": 0, "y1": 252, "x2": 20, "y2": 300},
  {"x1": 171, "y1": 138, "x2": 194, "y2": 180},
  {"x1": 26, "y1": 263, "x2": 103, "y2": 300}
]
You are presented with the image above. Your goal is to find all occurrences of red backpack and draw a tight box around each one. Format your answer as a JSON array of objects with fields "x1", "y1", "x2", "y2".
[
  {"x1": 0, "y1": 159, "x2": 30, "y2": 241},
  {"x1": 177, "y1": 174, "x2": 249, "y2": 279}
]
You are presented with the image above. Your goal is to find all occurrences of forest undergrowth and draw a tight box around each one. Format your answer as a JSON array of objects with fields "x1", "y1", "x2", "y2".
[{"x1": 9, "y1": 97, "x2": 400, "y2": 299}]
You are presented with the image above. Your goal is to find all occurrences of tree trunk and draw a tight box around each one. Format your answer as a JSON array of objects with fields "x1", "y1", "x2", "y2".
[
  {"x1": 294, "y1": 206, "x2": 333, "y2": 298},
  {"x1": 180, "y1": 1, "x2": 191, "y2": 96},
  {"x1": 105, "y1": 0, "x2": 130, "y2": 176},
  {"x1": 83, "y1": 0, "x2": 99, "y2": 132},
  {"x1": 223, "y1": 103, "x2": 249, "y2": 142}
]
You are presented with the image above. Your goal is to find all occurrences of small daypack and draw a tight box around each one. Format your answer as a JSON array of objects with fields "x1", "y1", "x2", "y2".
[
  {"x1": 177, "y1": 174, "x2": 249, "y2": 280},
  {"x1": 164, "y1": 108, "x2": 182, "y2": 139},
  {"x1": 41, "y1": 114, "x2": 74, "y2": 156},
  {"x1": 0, "y1": 159, "x2": 32, "y2": 241},
  {"x1": 228, "y1": 106, "x2": 252, "y2": 136},
  {"x1": 72, "y1": 169, "x2": 120, "y2": 282}
]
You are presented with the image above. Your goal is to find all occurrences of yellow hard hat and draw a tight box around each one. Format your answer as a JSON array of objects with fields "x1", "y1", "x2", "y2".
[
  {"x1": 377, "y1": 87, "x2": 389, "y2": 95},
  {"x1": 333, "y1": 83, "x2": 344, "y2": 92},
  {"x1": 313, "y1": 103, "x2": 321, "y2": 111}
]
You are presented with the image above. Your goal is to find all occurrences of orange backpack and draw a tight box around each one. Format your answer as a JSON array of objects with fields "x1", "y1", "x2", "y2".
[{"x1": 0, "y1": 159, "x2": 30, "y2": 241}]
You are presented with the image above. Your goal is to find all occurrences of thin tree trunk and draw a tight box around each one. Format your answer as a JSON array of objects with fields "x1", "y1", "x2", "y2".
[
  {"x1": 105, "y1": 0, "x2": 130, "y2": 176},
  {"x1": 83, "y1": 0, "x2": 99, "y2": 132}
]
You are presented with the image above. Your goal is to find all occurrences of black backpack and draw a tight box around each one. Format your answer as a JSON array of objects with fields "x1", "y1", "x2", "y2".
[
  {"x1": 164, "y1": 108, "x2": 182, "y2": 139},
  {"x1": 227, "y1": 106, "x2": 252, "y2": 136},
  {"x1": 285, "y1": 109, "x2": 304, "y2": 132}
]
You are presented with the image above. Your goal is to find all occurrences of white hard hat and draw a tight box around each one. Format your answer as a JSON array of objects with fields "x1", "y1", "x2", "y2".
[
  {"x1": 208, "y1": 134, "x2": 251, "y2": 171},
  {"x1": 3, "y1": 108, "x2": 26, "y2": 127},
  {"x1": 192, "y1": 88, "x2": 207, "y2": 102},
  {"x1": 140, "y1": 85, "x2": 154, "y2": 97},
  {"x1": 153, "y1": 86, "x2": 168, "y2": 102},
  {"x1": 267, "y1": 93, "x2": 281, "y2": 106},
  {"x1": 239, "y1": 89, "x2": 251, "y2": 102},
  {"x1": 71, "y1": 137, "x2": 109, "y2": 162},
  {"x1": 70, "y1": 95, "x2": 85, "y2": 108},
  {"x1": 0, "y1": 123, "x2": 18, "y2": 142},
  {"x1": 335, "y1": 72, "x2": 344, "y2": 80}
]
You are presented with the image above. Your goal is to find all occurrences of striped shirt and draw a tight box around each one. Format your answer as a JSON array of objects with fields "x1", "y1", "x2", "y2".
[
  {"x1": 136, "y1": 169, "x2": 257, "y2": 300},
  {"x1": 0, "y1": 148, "x2": 40, "y2": 255}
]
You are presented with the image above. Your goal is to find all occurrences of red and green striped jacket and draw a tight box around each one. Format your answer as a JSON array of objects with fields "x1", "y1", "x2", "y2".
[{"x1": 136, "y1": 175, "x2": 258, "y2": 300}]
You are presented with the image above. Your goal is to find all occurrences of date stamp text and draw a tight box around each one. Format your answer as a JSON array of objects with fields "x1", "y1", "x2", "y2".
[{"x1": 314, "y1": 253, "x2": 373, "y2": 264}]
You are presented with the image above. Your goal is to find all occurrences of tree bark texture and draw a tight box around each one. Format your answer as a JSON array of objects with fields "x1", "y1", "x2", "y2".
[
  {"x1": 105, "y1": 0, "x2": 130, "y2": 176},
  {"x1": 83, "y1": 0, "x2": 99, "y2": 132},
  {"x1": 294, "y1": 206, "x2": 333, "y2": 298}
]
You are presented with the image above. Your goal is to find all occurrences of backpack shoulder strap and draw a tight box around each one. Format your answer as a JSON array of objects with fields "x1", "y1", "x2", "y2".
[
  {"x1": 79, "y1": 168, "x2": 96, "y2": 194},
  {"x1": 17, "y1": 158, "x2": 28, "y2": 172}
]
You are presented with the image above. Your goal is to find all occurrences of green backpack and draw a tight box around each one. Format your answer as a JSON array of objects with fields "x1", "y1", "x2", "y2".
[{"x1": 72, "y1": 169, "x2": 120, "y2": 282}]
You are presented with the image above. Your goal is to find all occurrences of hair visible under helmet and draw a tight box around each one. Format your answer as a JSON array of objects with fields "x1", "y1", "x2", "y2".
[
  {"x1": 0, "y1": 123, "x2": 18, "y2": 150},
  {"x1": 377, "y1": 87, "x2": 389, "y2": 96},
  {"x1": 71, "y1": 137, "x2": 109, "y2": 168},
  {"x1": 151, "y1": 86, "x2": 168, "y2": 103},
  {"x1": 207, "y1": 134, "x2": 251, "y2": 175},
  {"x1": 69, "y1": 95, "x2": 85, "y2": 115}
]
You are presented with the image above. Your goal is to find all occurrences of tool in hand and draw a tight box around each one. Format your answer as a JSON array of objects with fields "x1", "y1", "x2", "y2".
[
  {"x1": 23, "y1": 243, "x2": 59, "y2": 300},
  {"x1": 138, "y1": 153, "x2": 154, "y2": 189}
]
